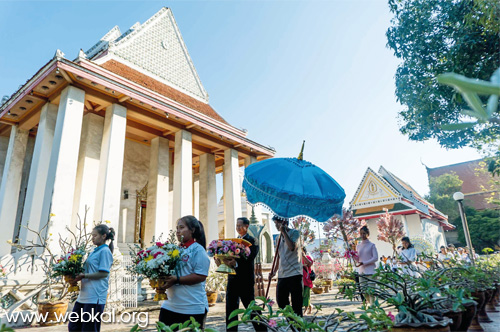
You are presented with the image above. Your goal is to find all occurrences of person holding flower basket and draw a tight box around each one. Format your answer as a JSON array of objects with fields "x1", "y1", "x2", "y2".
[
  {"x1": 68, "y1": 224, "x2": 114, "y2": 332},
  {"x1": 52, "y1": 246, "x2": 86, "y2": 293},
  {"x1": 158, "y1": 216, "x2": 210, "y2": 329}
]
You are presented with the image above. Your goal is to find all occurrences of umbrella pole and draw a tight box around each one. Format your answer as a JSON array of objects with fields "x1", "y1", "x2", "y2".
[{"x1": 265, "y1": 234, "x2": 281, "y2": 299}]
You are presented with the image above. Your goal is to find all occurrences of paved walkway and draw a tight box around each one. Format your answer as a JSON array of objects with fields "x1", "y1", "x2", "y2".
[{"x1": 12, "y1": 290, "x2": 500, "y2": 331}]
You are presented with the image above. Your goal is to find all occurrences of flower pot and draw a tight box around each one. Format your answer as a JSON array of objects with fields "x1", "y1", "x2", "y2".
[
  {"x1": 206, "y1": 291, "x2": 218, "y2": 306},
  {"x1": 477, "y1": 290, "x2": 493, "y2": 323},
  {"x1": 324, "y1": 279, "x2": 333, "y2": 287},
  {"x1": 323, "y1": 286, "x2": 329, "y2": 293},
  {"x1": 392, "y1": 316, "x2": 452, "y2": 332},
  {"x1": 442, "y1": 309, "x2": 463, "y2": 332},
  {"x1": 37, "y1": 300, "x2": 69, "y2": 326},
  {"x1": 149, "y1": 277, "x2": 169, "y2": 301},
  {"x1": 312, "y1": 287, "x2": 324, "y2": 294},
  {"x1": 63, "y1": 275, "x2": 79, "y2": 293},
  {"x1": 469, "y1": 291, "x2": 485, "y2": 332},
  {"x1": 485, "y1": 287, "x2": 499, "y2": 313},
  {"x1": 456, "y1": 300, "x2": 476, "y2": 332}
]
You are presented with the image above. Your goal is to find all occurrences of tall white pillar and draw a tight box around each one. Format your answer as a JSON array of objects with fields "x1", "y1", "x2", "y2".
[
  {"x1": 223, "y1": 149, "x2": 242, "y2": 238},
  {"x1": 19, "y1": 103, "x2": 58, "y2": 246},
  {"x1": 94, "y1": 104, "x2": 127, "y2": 233},
  {"x1": 145, "y1": 137, "x2": 170, "y2": 244},
  {"x1": 72, "y1": 113, "x2": 104, "y2": 233},
  {"x1": 41, "y1": 86, "x2": 85, "y2": 253},
  {"x1": 0, "y1": 136, "x2": 10, "y2": 188},
  {"x1": 173, "y1": 130, "x2": 193, "y2": 221},
  {"x1": 243, "y1": 156, "x2": 262, "y2": 221},
  {"x1": 193, "y1": 174, "x2": 200, "y2": 219},
  {"x1": 199, "y1": 153, "x2": 218, "y2": 243},
  {"x1": 0, "y1": 126, "x2": 29, "y2": 255}
]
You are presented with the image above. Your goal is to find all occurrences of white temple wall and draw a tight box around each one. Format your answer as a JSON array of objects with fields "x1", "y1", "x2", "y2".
[
  {"x1": 421, "y1": 218, "x2": 447, "y2": 251},
  {"x1": 365, "y1": 218, "x2": 394, "y2": 258},
  {"x1": 0, "y1": 136, "x2": 9, "y2": 187},
  {"x1": 405, "y1": 214, "x2": 424, "y2": 237},
  {"x1": 120, "y1": 139, "x2": 150, "y2": 243}
]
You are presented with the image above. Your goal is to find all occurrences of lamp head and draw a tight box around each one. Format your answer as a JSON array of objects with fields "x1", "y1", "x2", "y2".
[{"x1": 453, "y1": 192, "x2": 465, "y2": 201}]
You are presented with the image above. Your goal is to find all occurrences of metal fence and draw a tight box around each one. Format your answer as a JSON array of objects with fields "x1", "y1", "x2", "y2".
[{"x1": 121, "y1": 255, "x2": 138, "y2": 308}]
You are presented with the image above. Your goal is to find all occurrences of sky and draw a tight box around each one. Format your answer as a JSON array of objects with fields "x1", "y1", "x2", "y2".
[{"x1": 0, "y1": 0, "x2": 482, "y2": 207}]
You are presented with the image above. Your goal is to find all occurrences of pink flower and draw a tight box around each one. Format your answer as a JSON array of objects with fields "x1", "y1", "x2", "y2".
[
  {"x1": 235, "y1": 248, "x2": 240, "y2": 255},
  {"x1": 387, "y1": 311, "x2": 395, "y2": 322},
  {"x1": 217, "y1": 241, "x2": 223, "y2": 247},
  {"x1": 156, "y1": 241, "x2": 163, "y2": 247},
  {"x1": 268, "y1": 319, "x2": 277, "y2": 328}
]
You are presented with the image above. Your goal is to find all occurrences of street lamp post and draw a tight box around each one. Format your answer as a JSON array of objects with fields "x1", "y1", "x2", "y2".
[{"x1": 453, "y1": 192, "x2": 475, "y2": 266}]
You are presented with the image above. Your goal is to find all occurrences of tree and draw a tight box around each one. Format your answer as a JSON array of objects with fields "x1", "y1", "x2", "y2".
[
  {"x1": 426, "y1": 172, "x2": 463, "y2": 222},
  {"x1": 376, "y1": 209, "x2": 406, "y2": 256},
  {"x1": 386, "y1": 0, "x2": 500, "y2": 150},
  {"x1": 455, "y1": 207, "x2": 500, "y2": 251}
]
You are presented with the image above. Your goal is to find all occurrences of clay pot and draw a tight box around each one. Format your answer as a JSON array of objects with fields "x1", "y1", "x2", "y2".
[
  {"x1": 392, "y1": 316, "x2": 452, "y2": 332},
  {"x1": 149, "y1": 277, "x2": 169, "y2": 301},
  {"x1": 206, "y1": 291, "x2": 218, "y2": 305},
  {"x1": 312, "y1": 287, "x2": 324, "y2": 294},
  {"x1": 456, "y1": 300, "x2": 476, "y2": 332},
  {"x1": 469, "y1": 291, "x2": 485, "y2": 332},
  {"x1": 37, "y1": 300, "x2": 69, "y2": 326},
  {"x1": 478, "y1": 289, "x2": 493, "y2": 323},
  {"x1": 324, "y1": 279, "x2": 333, "y2": 287},
  {"x1": 442, "y1": 309, "x2": 463, "y2": 332},
  {"x1": 323, "y1": 286, "x2": 329, "y2": 293},
  {"x1": 485, "y1": 287, "x2": 499, "y2": 312}
]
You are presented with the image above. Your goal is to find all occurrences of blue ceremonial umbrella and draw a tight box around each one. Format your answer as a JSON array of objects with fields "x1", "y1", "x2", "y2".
[{"x1": 243, "y1": 142, "x2": 346, "y2": 222}]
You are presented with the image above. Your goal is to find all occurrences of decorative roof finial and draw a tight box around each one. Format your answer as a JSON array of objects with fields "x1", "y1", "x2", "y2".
[
  {"x1": 78, "y1": 49, "x2": 87, "y2": 60},
  {"x1": 54, "y1": 49, "x2": 65, "y2": 60},
  {"x1": 249, "y1": 207, "x2": 259, "y2": 224},
  {"x1": 297, "y1": 140, "x2": 305, "y2": 160}
]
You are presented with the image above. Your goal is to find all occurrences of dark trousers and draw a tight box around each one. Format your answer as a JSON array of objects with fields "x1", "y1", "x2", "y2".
[
  {"x1": 277, "y1": 275, "x2": 303, "y2": 317},
  {"x1": 67, "y1": 301, "x2": 105, "y2": 332},
  {"x1": 159, "y1": 308, "x2": 207, "y2": 330},
  {"x1": 226, "y1": 279, "x2": 267, "y2": 332}
]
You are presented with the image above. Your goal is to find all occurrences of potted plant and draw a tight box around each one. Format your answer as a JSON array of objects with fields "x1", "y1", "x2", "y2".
[
  {"x1": 312, "y1": 278, "x2": 324, "y2": 294},
  {"x1": 205, "y1": 268, "x2": 227, "y2": 306}
]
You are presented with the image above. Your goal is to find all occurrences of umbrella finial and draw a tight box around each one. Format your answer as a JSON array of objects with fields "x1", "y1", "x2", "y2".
[{"x1": 297, "y1": 140, "x2": 305, "y2": 160}]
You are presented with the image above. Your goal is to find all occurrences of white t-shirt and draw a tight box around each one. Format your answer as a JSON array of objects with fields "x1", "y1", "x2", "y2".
[
  {"x1": 276, "y1": 228, "x2": 302, "y2": 278},
  {"x1": 161, "y1": 242, "x2": 210, "y2": 315},
  {"x1": 77, "y1": 244, "x2": 113, "y2": 304}
]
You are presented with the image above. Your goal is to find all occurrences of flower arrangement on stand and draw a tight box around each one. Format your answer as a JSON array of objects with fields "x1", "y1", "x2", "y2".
[
  {"x1": 207, "y1": 239, "x2": 251, "y2": 274},
  {"x1": 128, "y1": 232, "x2": 183, "y2": 301}
]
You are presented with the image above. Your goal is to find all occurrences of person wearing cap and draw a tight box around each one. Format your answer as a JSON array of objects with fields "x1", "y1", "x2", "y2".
[{"x1": 268, "y1": 216, "x2": 303, "y2": 317}]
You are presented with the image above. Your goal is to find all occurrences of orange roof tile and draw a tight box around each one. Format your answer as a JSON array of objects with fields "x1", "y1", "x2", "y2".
[{"x1": 100, "y1": 59, "x2": 228, "y2": 124}]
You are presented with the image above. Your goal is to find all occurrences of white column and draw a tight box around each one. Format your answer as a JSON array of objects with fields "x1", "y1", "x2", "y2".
[
  {"x1": 223, "y1": 148, "x2": 242, "y2": 238},
  {"x1": 71, "y1": 113, "x2": 104, "y2": 233},
  {"x1": 0, "y1": 126, "x2": 29, "y2": 255},
  {"x1": 94, "y1": 104, "x2": 127, "y2": 233},
  {"x1": 173, "y1": 129, "x2": 193, "y2": 221},
  {"x1": 244, "y1": 156, "x2": 262, "y2": 221},
  {"x1": 41, "y1": 86, "x2": 85, "y2": 253},
  {"x1": 193, "y1": 174, "x2": 200, "y2": 218},
  {"x1": 19, "y1": 103, "x2": 58, "y2": 245},
  {"x1": 0, "y1": 136, "x2": 10, "y2": 188},
  {"x1": 401, "y1": 214, "x2": 410, "y2": 236},
  {"x1": 145, "y1": 137, "x2": 170, "y2": 244},
  {"x1": 199, "y1": 153, "x2": 218, "y2": 243}
]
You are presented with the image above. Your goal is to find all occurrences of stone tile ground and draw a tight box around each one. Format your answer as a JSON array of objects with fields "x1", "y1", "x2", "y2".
[{"x1": 14, "y1": 290, "x2": 500, "y2": 331}]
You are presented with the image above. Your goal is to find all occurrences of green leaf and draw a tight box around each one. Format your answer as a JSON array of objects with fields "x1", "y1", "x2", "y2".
[
  {"x1": 441, "y1": 122, "x2": 477, "y2": 131},
  {"x1": 250, "y1": 305, "x2": 263, "y2": 311},
  {"x1": 486, "y1": 94, "x2": 499, "y2": 117},
  {"x1": 227, "y1": 321, "x2": 243, "y2": 329},
  {"x1": 462, "y1": 91, "x2": 488, "y2": 120},
  {"x1": 228, "y1": 309, "x2": 245, "y2": 320}
]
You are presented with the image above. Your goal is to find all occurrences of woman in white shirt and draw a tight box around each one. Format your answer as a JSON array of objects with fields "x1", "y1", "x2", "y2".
[
  {"x1": 354, "y1": 226, "x2": 378, "y2": 305},
  {"x1": 160, "y1": 216, "x2": 210, "y2": 328},
  {"x1": 437, "y1": 246, "x2": 451, "y2": 262},
  {"x1": 399, "y1": 236, "x2": 417, "y2": 276}
]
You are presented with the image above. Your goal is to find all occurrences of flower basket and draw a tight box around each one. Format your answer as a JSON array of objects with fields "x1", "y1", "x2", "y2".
[
  {"x1": 312, "y1": 287, "x2": 324, "y2": 295},
  {"x1": 37, "y1": 300, "x2": 69, "y2": 326},
  {"x1": 207, "y1": 239, "x2": 251, "y2": 275},
  {"x1": 214, "y1": 254, "x2": 238, "y2": 275},
  {"x1": 63, "y1": 275, "x2": 79, "y2": 293},
  {"x1": 150, "y1": 276, "x2": 169, "y2": 301}
]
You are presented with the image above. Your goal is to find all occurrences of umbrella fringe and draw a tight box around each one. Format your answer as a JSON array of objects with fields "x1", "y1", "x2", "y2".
[{"x1": 246, "y1": 201, "x2": 327, "y2": 224}]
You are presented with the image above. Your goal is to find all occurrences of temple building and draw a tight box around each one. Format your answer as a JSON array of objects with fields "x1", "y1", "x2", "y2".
[
  {"x1": 0, "y1": 7, "x2": 275, "y2": 259},
  {"x1": 350, "y1": 166, "x2": 454, "y2": 257}
]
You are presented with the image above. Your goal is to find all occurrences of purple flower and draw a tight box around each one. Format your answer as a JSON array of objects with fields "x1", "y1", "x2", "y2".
[{"x1": 223, "y1": 246, "x2": 229, "y2": 253}]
